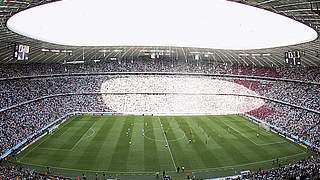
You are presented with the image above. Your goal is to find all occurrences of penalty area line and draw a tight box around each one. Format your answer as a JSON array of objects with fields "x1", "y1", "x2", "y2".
[
  {"x1": 71, "y1": 124, "x2": 96, "y2": 151},
  {"x1": 71, "y1": 128, "x2": 96, "y2": 151},
  {"x1": 17, "y1": 134, "x2": 52, "y2": 163},
  {"x1": 221, "y1": 120, "x2": 286, "y2": 146},
  {"x1": 17, "y1": 116, "x2": 77, "y2": 162},
  {"x1": 221, "y1": 119, "x2": 260, "y2": 146}
]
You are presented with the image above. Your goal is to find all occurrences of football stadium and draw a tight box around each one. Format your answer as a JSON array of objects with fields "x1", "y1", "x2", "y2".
[{"x1": 0, "y1": 0, "x2": 320, "y2": 179}]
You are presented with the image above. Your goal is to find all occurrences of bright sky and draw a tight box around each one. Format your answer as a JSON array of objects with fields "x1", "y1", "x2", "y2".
[{"x1": 7, "y1": 0, "x2": 318, "y2": 50}]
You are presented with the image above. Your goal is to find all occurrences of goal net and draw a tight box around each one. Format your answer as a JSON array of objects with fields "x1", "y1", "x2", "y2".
[{"x1": 259, "y1": 122, "x2": 270, "y2": 132}]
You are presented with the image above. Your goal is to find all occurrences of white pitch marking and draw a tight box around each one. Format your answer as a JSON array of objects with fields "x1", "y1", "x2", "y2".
[
  {"x1": 38, "y1": 147, "x2": 72, "y2": 152},
  {"x1": 221, "y1": 120, "x2": 285, "y2": 146},
  {"x1": 17, "y1": 117, "x2": 76, "y2": 161},
  {"x1": 157, "y1": 117, "x2": 177, "y2": 171},
  {"x1": 17, "y1": 151, "x2": 306, "y2": 174},
  {"x1": 17, "y1": 134, "x2": 51, "y2": 162},
  {"x1": 71, "y1": 127, "x2": 96, "y2": 151}
]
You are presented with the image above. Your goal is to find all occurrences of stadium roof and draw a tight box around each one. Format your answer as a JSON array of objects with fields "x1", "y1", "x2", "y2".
[{"x1": 0, "y1": 0, "x2": 320, "y2": 67}]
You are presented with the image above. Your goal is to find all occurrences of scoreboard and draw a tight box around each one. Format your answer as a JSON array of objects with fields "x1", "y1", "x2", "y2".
[
  {"x1": 13, "y1": 44, "x2": 30, "y2": 61},
  {"x1": 285, "y1": 50, "x2": 301, "y2": 66}
]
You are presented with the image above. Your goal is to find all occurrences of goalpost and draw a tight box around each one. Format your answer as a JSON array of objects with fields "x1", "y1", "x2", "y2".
[
  {"x1": 48, "y1": 124, "x2": 59, "y2": 135},
  {"x1": 259, "y1": 122, "x2": 270, "y2": 132}
]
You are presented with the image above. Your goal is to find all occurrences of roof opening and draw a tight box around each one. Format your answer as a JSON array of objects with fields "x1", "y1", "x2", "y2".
[{"x1": 7, "y1": 0, "x2": 318, "y2": 50}]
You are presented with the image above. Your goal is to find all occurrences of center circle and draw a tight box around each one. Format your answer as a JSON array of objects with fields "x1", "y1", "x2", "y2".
[{"x1": 144, "y1": 128, "x2": 186, "y2": 142}]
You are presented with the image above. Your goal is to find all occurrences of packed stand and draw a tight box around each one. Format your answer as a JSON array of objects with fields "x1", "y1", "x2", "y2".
[
  {"x1": 100, "y1": 76, "x2": 263, "y2": 113},
  {"x1": 0, "y1": 76, "x2": 109, "y2": 109},
  {"x1": 248, "y1": 102, "x2": 320, "y2": 148},
  {"x1": 0, "y1": 62, "x2": 319, "y2": 152},
  {"x1": 0, "y1": 60, "x2": 320, "y2": 179},
  {"x1": 0, "y1": 165, "x2": 49, "y2": 180},
  {"x1": 0, "y1": 59, "x2": 231, "y2": 78},
  {"x1": 0, "y1": 95, "x2": 108, "y2": 157},
  {"x1": 1, "y1": 62, "x2": 320, "y2": 111},
  {"x1": 241, "y1": 155, "x2": 320, "y2": 180}
]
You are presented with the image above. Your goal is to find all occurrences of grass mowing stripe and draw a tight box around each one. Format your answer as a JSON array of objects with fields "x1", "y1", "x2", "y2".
[
  {"x1": 229, "y1": 116, "x2": 289, "y2": 147},
  {"x1": 13, "y1": 115, "x2": 314, "y2": 178},
  {"x1": 15, "y1": 151, "x2": 307, "y2": 174},
  {"x1": 51, "y1": 116, "x2": 77, "y2": 137},
  {"x1": 108, "y1": 116, "x2": 132, "y2": 171},
  {"x1": 93, "y1": 116, "x2": 118, "y2": 170},
  {"x1": 29, "y1": 116, "x2": 78, "y2": 150},
  {"x1": 144, "y1": 116, "x2": 160, "y2": 171},
  {"x1": 224, "y1": 118, "x2": 276, "y2": 161},
  {"x1": 183, "y1": 116, "x2": 221, "y2": 168},
  {"x1": 197, "y1": 116, "x2": 236, "y2": 165},
  {"x1": 157, "y1": 117, "x2": 177, "y2": 171},
  {"x1": 206, "y1": 116, "x2": 252, "y2": 164},
  {"x1": 162, "y1": 116, "x2": 194, "y2": 169},
  {"x1": 229, "y1": 116, "x2": 283, "y2": 145},
  {"x1": 45, "y1": 116, "x2": 97, "y2": 169},
  {"x1": 173, "y1": 151, "x2": 307, "y2": 173},
  {"x1": 174, "y1": 116, "x2": 204, "y2": 169},
  {"x1": 225, "y1": 116, "x2": 305, "y2": 162},
  {"x1": 67, "y1": 117, "x2": 103, "y2": 170},
  {"x1": 174, "y1": 116, "x2": 214, "y2": 168},
  {"x1": 127, "y1": 117, "x2": 145, "y2": 171},
  {"x1": 94, "y1": 116, "x2": 126, "y2": 171},
  {"x1": 71, "y1": 116, "x2": 107, "y2": 171},
  {"x1": 149, "y1": 117, "x2": 172, "y2": 171},
  {"x1": 237, "y1": 117, "x2": 272, "y2": 137},
  {"x1": 236, "y1": 116, "x2": 290, "y2": 144},
  {"x1": 19, "y1": 116, "x2": 84, "y2": 165},
  {"x1": 60, "y1": 117, "x2": 96, "y2": 150},
  {"x1": 219, "y1": 117, "x2": 259, "y2": 146},
  {"x1": 71, "y1": 117, "x2": 98, "y2": 151},
  {"x1": 18, "y1": 116, "x2": 79, "y2": 165},
  {"x1": 143, "y1": 117, "x2": 160, "y2": 172},
  {"x1": 17, "y1": 133, "x2": 52, "y2": 163}
]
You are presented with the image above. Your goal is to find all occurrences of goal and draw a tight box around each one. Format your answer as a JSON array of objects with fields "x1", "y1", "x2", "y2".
[{"x1": 259, "y1": 122, "x2": 270, "y2": 131}]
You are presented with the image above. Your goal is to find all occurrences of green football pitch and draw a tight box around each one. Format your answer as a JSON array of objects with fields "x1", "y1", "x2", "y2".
[{"x1": 13, "y1": 115, "x2": 311, "y2": 179}]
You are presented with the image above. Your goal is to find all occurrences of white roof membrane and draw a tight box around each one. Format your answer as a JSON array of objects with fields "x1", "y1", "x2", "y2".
[{"x1": 7, "y1": 0, "x2": 318, "y2": 50}]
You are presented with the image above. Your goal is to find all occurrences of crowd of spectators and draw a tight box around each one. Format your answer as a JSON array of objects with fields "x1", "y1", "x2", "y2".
[
  {"x1": 242, "y1": 155, "x2": 320, "y2": 180},
  {"x1": 278, "y1": 66, "x2": 320, "y2": 82},
  {"x1": 247, "y1": 102, "x2": 320, "y2": 147},
  {"x1": 0, "y1": 76, "x2": 108, "y2": 109},
  {"x1": 0, "y1": 165, "x2": 48, "y2": 180},
  {"x1": 1, "y1": 74, "x2": 266, "y2": 156},
  {"x1": 1, "y1": 61, "x2": 320, "y2": 111},
  {"x1": 1, "y1": 156, "x2": 318, "y2": 180},
  {"x1": 101, "y1": 76, "x2": 263, "y2": 113},
  {"x1": 0, "y1": 60, "x2": 319, "y2": 151},
  {"x1": 1, "y1": 59, "x2": 319, "y2": 82},
  {"x1": 1, "y1": 95, "x2": 108, "y2": 157},
  {"x1": 0, "y1": 59, "x2": 319, "y2": 179},
  {"x1": 0, "y1": 59, "x2": 229, "y2": 78},
  {"x1": 304, "y1": 125, "x2": 319, "y2": 148},
  {"x1": 240, "y1": 80, "x2": 320, "y2": 111}
]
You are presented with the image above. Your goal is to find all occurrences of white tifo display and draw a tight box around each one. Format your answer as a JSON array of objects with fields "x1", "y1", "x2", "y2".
[{"x1": 100, "y1": 76, "x2": 264, "y2": 114}]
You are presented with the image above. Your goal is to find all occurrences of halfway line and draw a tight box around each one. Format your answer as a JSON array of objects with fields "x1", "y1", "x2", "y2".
[{"x1": 157, "y1": 117, "x2": 177, "y2": 171}]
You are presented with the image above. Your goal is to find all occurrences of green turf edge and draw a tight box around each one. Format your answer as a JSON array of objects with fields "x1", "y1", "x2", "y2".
[{"x1": 5, "y1": 115, "x2": 315, "y2": 180}]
